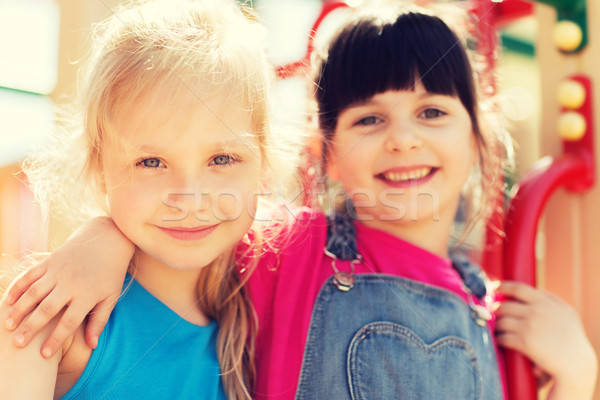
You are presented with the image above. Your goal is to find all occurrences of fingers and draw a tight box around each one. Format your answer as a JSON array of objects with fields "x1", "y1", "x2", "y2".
[
  {"x1": 84, "y1": 301, "x2": 114, "y2": 350},
  {"x1": 495, "y1": 281, "x2": 539, "y2": 303},
  {"x1": 495, "y1": 313, "x2": 534, "y2": 354},
  {"x1": 4, "y1": 278, "x2": 56, "y2": 332},
  {"x1": 3, "y1": 263, "x2": 47, "y2": 306},
  {"x1": 495, "y1": 331, "x2": 525, "y2": 352},
  {"x1": 9, "y1": 287, "x2": 71, "y2": 349},
  {"x1": 494, "y1": 300, "x2": 529, "y2": 319},
  {"x1": 494, "y1": 298, "x2": 532, "y2": 354},
  {"x1": 40, "y1": 303, "x2": 90, "y2": 358}
]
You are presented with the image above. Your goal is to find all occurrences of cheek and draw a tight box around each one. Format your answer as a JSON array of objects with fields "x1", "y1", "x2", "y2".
[
  {"x1": 212, "y1": 170, "x2": 260, "y2": 220},
  {"x1": 214, "y1": 192, "x2": 243, "y2": 220},
  {"x1": 334, "y1": 145, "x2": 372, "y2": 188},
  {"x1": 329, "y1": 138, "x2": 366, "y2": 183},
  {"x1": 104, "y1": 174, "x2": 162, "y2": 220},
  {"x1": 464, "y1": 134, "x2": 478, "y2": 176}
]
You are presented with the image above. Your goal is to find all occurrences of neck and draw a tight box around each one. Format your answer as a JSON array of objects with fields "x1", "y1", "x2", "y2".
[
  {"x1": 130, "y1": 250, "x2": 210, "y2": 326},
  {"x1": 356, "y1": 208, "x2": 456, "y2": 259}
]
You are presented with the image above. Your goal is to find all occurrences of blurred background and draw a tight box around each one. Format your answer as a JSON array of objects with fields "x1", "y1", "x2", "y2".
[
  {"x1": 0, "y1": 0, "x2": 540, "y2": 277},
  {"x1": 0, "y1": 0, "x2": 598, "y2": 397}
]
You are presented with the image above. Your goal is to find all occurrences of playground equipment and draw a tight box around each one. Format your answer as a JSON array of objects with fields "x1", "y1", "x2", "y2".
[{"x1": 498, "y1": 1, "x2": 594, "y2": 399}]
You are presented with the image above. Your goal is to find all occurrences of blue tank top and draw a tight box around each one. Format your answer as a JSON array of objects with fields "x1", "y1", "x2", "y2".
[{"x1": 61, "y1": 274, "x2": 226, "y2": 399}]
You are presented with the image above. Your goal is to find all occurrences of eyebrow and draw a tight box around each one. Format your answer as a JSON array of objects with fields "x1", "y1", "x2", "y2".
[
  {"x1": 138, "y1": 145, "x2": 167, "y2": 154},
  {"x1": 345, "y1": 91, "x2": 447, "y2": 110},
  {"x1": 210, "y1": 135, "x2": 259, "y2": 150},
  {"x1": 135, "y1": 135, "x2": 258, "y2": 154}
]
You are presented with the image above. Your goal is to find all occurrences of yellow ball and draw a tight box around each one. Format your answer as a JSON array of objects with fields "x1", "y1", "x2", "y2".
[
  {"x1": 553, "y1": 20, "x2": 583, "y2": 52},
  {"x1": 557, "y1": 80, "x2": 586, "y2": 109},
  {"x1": 557, "y1": 111, "x2": 586, "y2": 141}
]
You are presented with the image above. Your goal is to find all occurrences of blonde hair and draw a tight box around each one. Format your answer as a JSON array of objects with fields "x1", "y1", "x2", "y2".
[{"x1": 23, "y1": 0, "x2": 301, "y2": 398}]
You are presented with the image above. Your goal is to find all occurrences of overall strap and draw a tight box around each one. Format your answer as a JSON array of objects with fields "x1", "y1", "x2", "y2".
[
  {"x1": 325, "y1": 211, "x2": 361, "y2": 291},
  {"x1": 325, "y1": 207, "x2": 488, "y2": 301},
  {"x1": 451, "y1": 255, "x2": 488, "y2": 300},
  {"x1": 325, "y1": 212, "x2": 359, "y2": 261}
]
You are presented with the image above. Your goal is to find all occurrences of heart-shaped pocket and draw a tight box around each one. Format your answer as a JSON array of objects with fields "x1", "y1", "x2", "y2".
[{"x1": 348, "y1": 321, "x2": 482, "y2": 400}]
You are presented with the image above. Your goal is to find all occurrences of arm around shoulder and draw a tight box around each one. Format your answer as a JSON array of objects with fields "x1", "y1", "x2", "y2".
[
  {"x1": 0, "y1": 297, "x2": 62, "y2": 400},
  {"x1": 3, "y1": 216, "x2": 133, "y2": 358}
]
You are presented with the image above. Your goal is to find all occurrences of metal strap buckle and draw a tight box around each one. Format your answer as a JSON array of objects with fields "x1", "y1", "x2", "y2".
[{"x1": 324, "y1": 248, "x2": 362, "y2": 292}]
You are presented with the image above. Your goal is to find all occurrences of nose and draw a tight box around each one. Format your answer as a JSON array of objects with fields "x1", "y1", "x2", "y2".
[
  {"x1": 161, "y1": 169, "x2": 211, "y2": 221},
  {"x1": 384, "y1": 119, "x2": 423, "y2": 152}
]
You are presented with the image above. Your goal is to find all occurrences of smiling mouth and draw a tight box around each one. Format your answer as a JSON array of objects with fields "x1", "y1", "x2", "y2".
[
  {"x1": 377, "y1": 167, "x2": 437, "y2": 183},
  {"x1": 157, "y1": 225, "x2": 219, "y2": 241}
]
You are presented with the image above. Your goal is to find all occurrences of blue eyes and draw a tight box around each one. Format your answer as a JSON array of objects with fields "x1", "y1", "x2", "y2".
[
  {"x1": 211, "y1": 154, "x2": 235, "y2": 166},
  {"x1": 136, "y1": 154, "x2": 238, "y2": 169},
  {"x1": 138, "y1": 158, "x2": 164, "y2": 168}
]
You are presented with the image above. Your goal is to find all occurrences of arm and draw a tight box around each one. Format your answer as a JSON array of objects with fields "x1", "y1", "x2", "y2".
[
  {"x1": 2, "y1": 217, "x2": 133, "y2": 358},
  {"x1": 0, "y1": 296, "x2": 61, "y2": 400},
  {"x1": 495, "y1": 281, "x2": 598, "y2": 400}
]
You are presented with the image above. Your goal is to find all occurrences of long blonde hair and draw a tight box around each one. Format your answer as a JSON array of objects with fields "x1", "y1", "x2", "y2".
[{"x1": 23, "y1": 0, "x2": 300, "y2": 398}]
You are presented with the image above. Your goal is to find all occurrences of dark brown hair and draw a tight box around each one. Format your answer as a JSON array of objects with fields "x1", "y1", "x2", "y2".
[
  {"x1": 315, "y1": 11, "x2": 483, "y2": 164},
  {"x1": 313, "y1": 9, "x2": 511, "y2": 240}
]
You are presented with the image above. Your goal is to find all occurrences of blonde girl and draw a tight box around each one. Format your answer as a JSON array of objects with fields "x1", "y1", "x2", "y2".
[{"x1": 0, "y1": 0, "x2": 298, "y2": 398}]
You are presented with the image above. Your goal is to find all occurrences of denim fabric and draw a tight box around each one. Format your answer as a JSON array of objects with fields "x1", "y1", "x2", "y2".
[{"x1": 294, "y1": 274, "x2": 502, "y2": 400}]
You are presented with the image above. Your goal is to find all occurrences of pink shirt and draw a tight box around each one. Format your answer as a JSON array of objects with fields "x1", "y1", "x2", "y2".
[{"x1": 244, "y1": 209, "x2": 502, "y2": 399}]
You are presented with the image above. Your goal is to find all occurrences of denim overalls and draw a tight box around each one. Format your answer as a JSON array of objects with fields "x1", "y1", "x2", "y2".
[{"x1": 295, "y1": 214, "x2": 502, "y2": 399}]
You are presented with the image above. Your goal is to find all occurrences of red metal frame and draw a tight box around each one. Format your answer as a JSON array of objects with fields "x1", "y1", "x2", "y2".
[
  {"x1": 275, "y1": 1, "x2": 349, "y2": 79},
  {"x1": 502, "y1": 75, "x2": 595, "y2": 399}
]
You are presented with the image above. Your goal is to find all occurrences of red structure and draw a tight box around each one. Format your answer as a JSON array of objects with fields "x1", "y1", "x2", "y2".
[{"x1": 503, "y1": 74, "x2": 595, "y2": 399}]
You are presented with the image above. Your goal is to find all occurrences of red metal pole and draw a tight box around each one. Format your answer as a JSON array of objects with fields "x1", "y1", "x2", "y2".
[
  {"x1": 502, "y1": 74, "x2": 594, "y2": 400},
  {"x1": 502, "y1": 153, "x2": 592, "y2": 399}
]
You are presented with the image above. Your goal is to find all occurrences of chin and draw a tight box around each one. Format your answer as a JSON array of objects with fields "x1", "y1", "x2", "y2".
[{"x1": 149, "y1": 250, "x2": 218, "y2": 271}]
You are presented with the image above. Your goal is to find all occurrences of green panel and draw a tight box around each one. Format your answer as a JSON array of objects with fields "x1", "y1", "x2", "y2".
[
  {"x1": 501, "y1": 33, "x2": 536, "y2": 57},
  {"x1": 534, "y1": 0, "x2": 587, "y2": 52}
]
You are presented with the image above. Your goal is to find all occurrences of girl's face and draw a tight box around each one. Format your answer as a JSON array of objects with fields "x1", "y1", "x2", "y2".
[
  {"x1": 328, "y1": 83, "x2": 476, "y2": 254},
  {"x1": 101, "y1": 90, "x2": 262, "y2": 272}
]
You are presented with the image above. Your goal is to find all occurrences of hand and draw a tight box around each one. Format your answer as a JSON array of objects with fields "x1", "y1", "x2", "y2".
[
  {"x1": 2, "y1": 217, "x2": 134, "y2": 358},
  {"x1": 495, "y1": 281, "x2": 597, "y2": 399}
]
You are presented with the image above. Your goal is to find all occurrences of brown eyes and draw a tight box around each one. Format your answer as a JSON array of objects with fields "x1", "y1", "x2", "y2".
[
  {"x1": 353, "y1": 108, "x2": 446, "y2": 128},
  {"x1": 355, "y1": 115, "x2": 382, "y2": 126},
  {"x1": 419, "y1": 108, "x2": 446, "y2": 119}
]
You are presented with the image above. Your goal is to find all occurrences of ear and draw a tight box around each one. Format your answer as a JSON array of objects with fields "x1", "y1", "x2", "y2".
[
  {"x1": 325, "y1": 148, "x2": 341, "y2": 181},
  {"x1": 99, "y1": 173, "x2": 107, "y2": 195},
  {"x1": 469, "y1": 131, "x2": 479, "y2": 167},
  {"x1": 93, "y1": 159, "x2": 107, "y2": 195},
  {"x1": 258, "y1": 158, "x2": 269, "y2": 190}
]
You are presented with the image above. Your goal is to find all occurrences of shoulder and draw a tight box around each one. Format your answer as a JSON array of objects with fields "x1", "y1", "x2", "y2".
[
  {"x1": 243, "y1": 207, "x2": 329, "y2": 291},
  {"x1": 450, "y1": 254, "x2": 490, "y2": 300},
  {"x1": 55, "y1": 322, "x2": 93, "y2": 398},
  {"x1": 261, "y1": 207, "x2": 328, "y2": 264},
  {"x1": 0, "y1": 303, "x2": 86, "y2": 399},
  {"x1": 240, "y1": 207, "x2": 327, "y2": 263}
]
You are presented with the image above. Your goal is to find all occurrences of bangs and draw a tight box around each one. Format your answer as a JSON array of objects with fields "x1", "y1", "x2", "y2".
[{"x1": 316, "y1": 12, "x2": 476, "y2": 133}]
